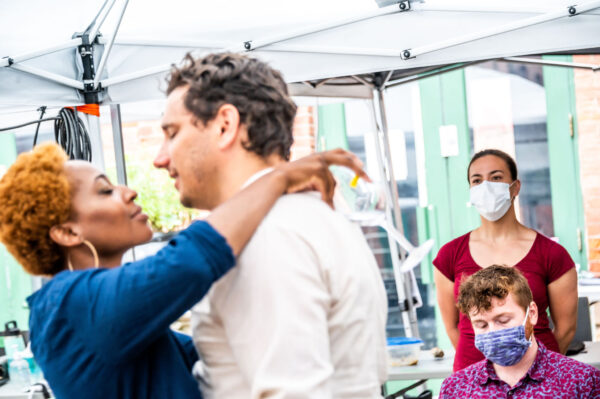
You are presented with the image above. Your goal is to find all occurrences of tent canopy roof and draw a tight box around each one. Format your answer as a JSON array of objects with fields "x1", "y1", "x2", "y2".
[{"x1": 1, "y1": 0, "x2": 599, "y2": 110}]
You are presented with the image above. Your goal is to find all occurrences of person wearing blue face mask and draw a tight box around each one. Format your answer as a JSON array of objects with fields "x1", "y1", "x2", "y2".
[
  {"x1": 433, "y1": 149, "x2": 578, "y2": 371},
  {"x1": 440, "y1": 265, "x2": 600, "y2": 398}
]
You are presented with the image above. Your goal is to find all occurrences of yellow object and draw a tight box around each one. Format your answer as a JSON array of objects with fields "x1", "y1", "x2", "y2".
[{"x1": 349, "y1": 174, "x2": 359, "y2": 188}]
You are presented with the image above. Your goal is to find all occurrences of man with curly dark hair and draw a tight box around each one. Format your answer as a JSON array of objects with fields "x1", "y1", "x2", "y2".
[
  {"x1": 154, "y1": 53, "x2": 388, "y2": 398},
  {"x1": 439, "y1": 265, "x2": 600, "y2": 398}
]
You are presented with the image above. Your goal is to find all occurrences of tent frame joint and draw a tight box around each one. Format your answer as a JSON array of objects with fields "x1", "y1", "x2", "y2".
[
  {"x1": 74, "y1": 32, "x2": 101, "y2": 104},
  {"x1": 398, "y1": 0, "x2": 411, "y2": 12},
  {"x1": 568, "y1": 5, "x2": 578, "y2": 15}
]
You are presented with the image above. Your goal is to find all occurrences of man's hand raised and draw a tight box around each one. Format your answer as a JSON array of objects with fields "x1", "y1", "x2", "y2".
[{"x1": 274, "y1": 148, "x2": 371, "y2": 208}]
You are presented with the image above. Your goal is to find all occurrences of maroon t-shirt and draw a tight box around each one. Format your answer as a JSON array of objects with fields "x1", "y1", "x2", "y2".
[{"x1": 433, "y1": 231, "x2": 575, "y2": 372}]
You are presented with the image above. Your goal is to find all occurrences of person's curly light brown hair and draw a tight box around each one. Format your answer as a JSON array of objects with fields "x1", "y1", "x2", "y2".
[
  {"x1": 457, "y1": 265, "x2": 532, "y2": 317},
  {"x1": 0, "y1": 143, "x2": 71, "y2": 275},
  {"x1": 167, "y1": 52, "x2": 297, "y2": 161}
]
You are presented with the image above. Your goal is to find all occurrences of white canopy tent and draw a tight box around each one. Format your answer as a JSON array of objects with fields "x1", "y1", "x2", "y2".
[
  {"x1": 1, "y1": 0, "x2": 600, "y2": 338},
  {"x1": 2, "y1": 0, "x2": 600, "y2": 109}
]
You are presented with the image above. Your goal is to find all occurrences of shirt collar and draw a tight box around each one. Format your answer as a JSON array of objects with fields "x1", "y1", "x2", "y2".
[
  {"x1": 241, "y1": 168, "x2": 274, "y2": 189},
  {"x1": 475, "y1": 340, "x2": 548, "y2": 386},
  {"x1": 475, "y1": 360, "x2": 497, "y2": 385},
  {"x1": 526, "y1": 341, "x2": 548, "y2": 382}
]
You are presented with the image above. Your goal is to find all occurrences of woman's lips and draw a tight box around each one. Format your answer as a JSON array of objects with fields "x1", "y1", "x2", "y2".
[{"x1": 131, "y1": 207, "x2": 148, "y2": 221}]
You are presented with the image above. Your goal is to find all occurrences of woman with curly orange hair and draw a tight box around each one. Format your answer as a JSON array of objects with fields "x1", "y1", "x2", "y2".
[{"x1": 0, "y1": 142, "x2": 367, "y2": 399}]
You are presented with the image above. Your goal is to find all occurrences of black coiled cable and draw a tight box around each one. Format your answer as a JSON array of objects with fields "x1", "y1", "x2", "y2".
[
  {"x1": 53, "y1": 108, "x2": 92, "y2": 162},
  {"x1": 0, "y1": 107, "x2": 93, "y2": 161}
]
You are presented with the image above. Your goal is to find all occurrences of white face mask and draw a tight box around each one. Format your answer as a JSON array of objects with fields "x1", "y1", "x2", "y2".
[{"x1": 469, "y1": 180, "x2": 515, "y2": 222}]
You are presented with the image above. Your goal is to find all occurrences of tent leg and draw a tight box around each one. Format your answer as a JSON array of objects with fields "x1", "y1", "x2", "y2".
[
  {"x1": 82, "y1": 112, "x2": 106, "y2": 171},
  {"x1": 110, "y1": 104, "x2": 136, "y2": 261},
  {"x1": 371, "y1": 91, "x2": 420, "y2": 338},
  {"x1": 110, "y1": 104, "x2": 127, "y2": 186}
]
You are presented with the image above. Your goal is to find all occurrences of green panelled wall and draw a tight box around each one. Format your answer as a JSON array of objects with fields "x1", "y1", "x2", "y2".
[
  {"x1": 417, "y1": 70, "x2": 480, "y2": 350},
  {"x1": 0, "y1": 133, "x2": 31, "y2": 330},
  {"x1": 542, "y1": 55, "x2": 587, "y2": 270},
  {"x1": 317, "y1": 103, "x2": 349, "y2": 151}
]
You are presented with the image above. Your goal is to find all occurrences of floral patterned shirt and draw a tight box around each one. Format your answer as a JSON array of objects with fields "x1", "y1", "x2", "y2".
[{"x1": 440, "y1": 343, "x2": 600, "y2": 398}]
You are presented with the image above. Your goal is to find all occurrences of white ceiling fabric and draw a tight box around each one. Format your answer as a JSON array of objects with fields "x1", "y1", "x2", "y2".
[{"x1": 1, "y1": 0, "x2": 599, "y2": 111}]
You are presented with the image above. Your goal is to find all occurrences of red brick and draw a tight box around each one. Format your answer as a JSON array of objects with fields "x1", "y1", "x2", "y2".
[
  {"x1": 574, "y1": 55, "x2": 600, "y2": 268},
  {"x1": 290, "y1": 106, "x2": 316, "y2": 161},
  {"x1": 294, "y1": 115, "x2": 314, "y2": 125}
]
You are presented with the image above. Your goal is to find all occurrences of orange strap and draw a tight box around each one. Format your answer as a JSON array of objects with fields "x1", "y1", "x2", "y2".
[{"x1": 65, "y1": 104, "x2": 100, "y2": 117}]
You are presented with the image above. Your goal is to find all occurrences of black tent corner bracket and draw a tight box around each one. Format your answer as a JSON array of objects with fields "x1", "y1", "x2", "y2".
[{"x1": 75, "y1": 32, "x2": 101, "y2": 104}]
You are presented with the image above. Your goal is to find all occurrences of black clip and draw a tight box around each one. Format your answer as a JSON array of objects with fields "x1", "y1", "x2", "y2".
[{"x1": 74, "y1": 32, "x2": 100, "y2": 104}]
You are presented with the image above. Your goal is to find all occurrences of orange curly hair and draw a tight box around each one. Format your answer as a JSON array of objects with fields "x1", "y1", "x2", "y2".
[{"x1": 0, "y1": 143, "x2": 71, "y2": 275}]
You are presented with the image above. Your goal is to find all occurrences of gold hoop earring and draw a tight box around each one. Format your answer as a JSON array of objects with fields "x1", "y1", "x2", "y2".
[
  {"x1": 66, "y1": 239, "x2": 100, "y2": 271},
  {"x1": 82, "y1": 240, "x2": 100, "y2": 269}
]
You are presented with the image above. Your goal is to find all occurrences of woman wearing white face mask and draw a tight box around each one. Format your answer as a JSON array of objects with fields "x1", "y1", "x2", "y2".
[{"x1": 433, "y1": 149, "x2": 578, "y2": 372}]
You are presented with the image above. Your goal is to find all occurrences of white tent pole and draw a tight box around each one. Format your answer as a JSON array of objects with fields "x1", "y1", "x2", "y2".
[
  {"x1": 385, "y1": 61, "x2": 484, "y2": 88},
  {"x1": 110, "y1": 104, "x2": 128, "y2": 186},
  {"x1": 88, "y1": 0, "x2": 119, "y2": 44},
  {"x1": 411, "y1": 1, "x2": 573, "y2": 14},
  {"x1": 115, "y1": 38, "x2": 227, "y2": 48},
  {"x1": 376, "y1": 89, "x2": 404, "y2": 242},
  {"x1": 101, "y1": 63, "x2": 171, "y2": 87},
  {"x1": 375, "y1": 88, "x2": 420, "y2": 338},
  {"x1": 84, "y1": 0, "x2": 110, "y2": 33},
  {"x1": 94, "y1": 0, "x2": 130, "y2": 89},
  {"x1": 103, "y1": 56, "x2": 375, "y2": 89},
  {"x1": 9, "y1": 64, "x2": 84, "y2": 90},
  {"x1": 351, "y1": 75, "x2": 373, "y2": 87},
  {"x1": 381, "y1": 70, "x2": 394, "y2": 87},
  {"x1": 109, "y1": 103, "x2": 136, "y2": 261},
  {"x1": 81, "y1": 113, "x2": 106, "y2": 171},
  {"x1": 261, "y1": 44, "x2": 403, "y2": 57},
  {"x1": 368, "y1": 98, "x2": 413, "y2": 338},
  {"x1": 370, "y1": 89, "x2": 420, "y2": 338},
  {"x1": 503, "y1": 56, "x2": 600, "y2": 71},
  {"x1": 403, "y1": 0, "x2": 600, "y2": 59},
  {"x1": 228, "y1": 1, "x2": 410, "y2": 52},
  {"x1": 0, "y1": 38, "x2": 82, "y2": 68}
]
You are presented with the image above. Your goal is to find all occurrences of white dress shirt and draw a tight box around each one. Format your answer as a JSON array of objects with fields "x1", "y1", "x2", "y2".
[{"x1": 192, "y1": 171, "x2": 388, "y2": 399}]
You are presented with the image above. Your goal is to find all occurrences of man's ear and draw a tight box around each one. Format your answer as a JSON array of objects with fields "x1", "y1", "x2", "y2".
[
  {"x1": 49, "y1": 223, "x2": 82, "y2": 248},
  {"x1": 215, "y1": 104, "x2": 241, "y2": 150},
  {"x1": 529, "y1": 301, "x2": 539, "y2": 326}
]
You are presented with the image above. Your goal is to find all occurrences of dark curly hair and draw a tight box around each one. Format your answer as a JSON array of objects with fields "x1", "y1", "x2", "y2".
[
  {"x1": 457, "y1": 265, "x2": 532, "y2": 317},
  {"x1": 467, "y1": 149, "x2": 518, "y2": 183},
  {"x1": 0, "y1": 143, "x2": 71, "y2": 275},
  {"x1": 167, "y1": 52, "x2": 297, "y2": 161}
]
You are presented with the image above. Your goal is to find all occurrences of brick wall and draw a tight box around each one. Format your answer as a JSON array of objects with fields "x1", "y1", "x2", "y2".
[
  {"x1": 573, "y1": 55, "x2": 600, "y2": 272},
  {"x1": 290, "y1": 106, "x2": 316, "y2": 160}
]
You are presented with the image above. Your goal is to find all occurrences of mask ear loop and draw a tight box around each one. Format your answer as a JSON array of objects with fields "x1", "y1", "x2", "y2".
[
  {"x1": 522, "y1": 305, "x2": 530, "y2": 326},
  {"x1": 523, "y1": 304, "x2": 533, "y2": 342},
  {"x1": 508, "y1": 180, "x2": 517, "y2": 201},
  {"x1": 67, "y1": 239, "x2": 100, "y2": 271}
]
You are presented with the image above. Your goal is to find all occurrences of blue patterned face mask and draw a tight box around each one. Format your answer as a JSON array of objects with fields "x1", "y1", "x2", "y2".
[{"x1": 474, "y1": 306, "x2": 532, "y2": 367}]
